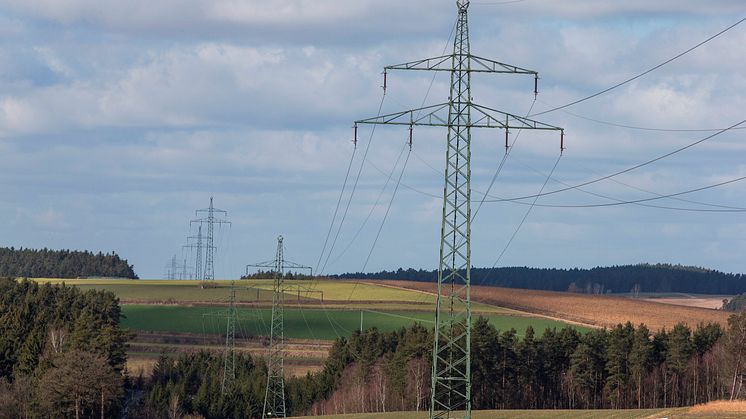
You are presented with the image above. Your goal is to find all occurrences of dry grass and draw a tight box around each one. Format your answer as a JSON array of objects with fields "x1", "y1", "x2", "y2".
[
  {"x1": 290, "y1": 408, "x2": 686, "y2": 419},
  {"x1": 688, "y1": 400, "x2": 746, "y2": 413},
  {"x1": 127, "y1": 331, "x2": 330, "y2": 377},
  {"x1": 640, "y1": 296, "x2": 729, "y2": 310},
  {"x1": 380, "y1": 280, "x2": 730, "y2": 331},
  {"x1": 126, "y1": 356, "x2": 157, "y2": 378}
]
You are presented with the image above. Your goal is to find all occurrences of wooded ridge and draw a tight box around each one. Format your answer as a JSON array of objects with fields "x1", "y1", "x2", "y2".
[
  {"x1": 0, "y1": 247, "x2": 137, "y2": 279},
  {"x1": 335, "y1": 264, "x2": 746, "y2": 295}
]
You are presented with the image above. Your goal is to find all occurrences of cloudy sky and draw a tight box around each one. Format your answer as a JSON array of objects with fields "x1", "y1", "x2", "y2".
[{"x1": 1, "y1": 0, "x2": 745, "y2": 279}]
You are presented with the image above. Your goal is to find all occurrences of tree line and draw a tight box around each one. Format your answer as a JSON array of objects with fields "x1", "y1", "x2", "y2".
[
  {"x1": 0, "y1": 247, "x2": 137, "y2": 279},
  {"x1": 334, "y1": 263, "x2": 746, "y2": 295},
  {"x1": 6, "y1": 276, "x2": 746, "y2": 417},
  {"x1": 0, "y1": 278, "x2": 130, "y2": 417},
  {"x1": 240, "y1": 270, "x2": 313, "y2": 280},
  {"x1": 129, "y1": 314, "x2": 746, "y2": 417}
]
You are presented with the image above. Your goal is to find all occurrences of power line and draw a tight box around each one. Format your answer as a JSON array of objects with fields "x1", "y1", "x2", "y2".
[
  {"x1": 530, "y1": 16, "x2": 746, "y2": 117},
  {"x1": 327, "y1": 141, "x2": 409, "y2": 268},
  {"x1": 318, "y1": 92, "x2": 387, "y2": 276},
  {"x1": 315, "y1": 147, "x2": 357, "y2": 273},
  {"x1": 485, "y1": 154, "x2": 562, "y2": 279},
  {"x1": 482, "y1": 118, "x2": 746, "y2": 202},
  {"x1": 362, "y1": 145, "x2": 412, "y2": 271},
  {"x1": 518, "y1": 160, "x2": 746, "y2": 212},
  {"x1": 552, "y1": 103, "x2": 746, "y2": 133},
  {"x1": 507, "y1": 172, "x2": 746, "y2": 212},
  {"x1": 471, "y1": 98, "x2": 537, "y2": 223}
]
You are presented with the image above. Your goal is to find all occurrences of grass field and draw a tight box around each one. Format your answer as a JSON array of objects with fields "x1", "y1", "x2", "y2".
[
  {"x1": 382, "y1": 281, "x2": 731, "y2": 331},
  {"x1": 31, "y1": 278, "x2": 437, "y2": 303},
  {"x1": 121, "y1": 305, "x2": 584, "y2": 340},
  {"x1": 30, "y1": 278, "x2": 509, "y2": 314},
  {"x1": 291, "y1": 401, "x2": 746, "y2": 418},
  {"x1": 289, "y1": 408, "x2": 688, "y2": 419}
]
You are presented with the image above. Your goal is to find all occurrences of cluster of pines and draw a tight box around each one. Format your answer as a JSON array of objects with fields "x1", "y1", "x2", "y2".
[
  {"x1": 134, "y1": 316, "x2": 746, "y2": 417},
  {"x1": 336, "y1": 264, "x2": 746, "y2": 295},
  {"x1": 0, "y1": 278, "x2": 129, "y2": 417},
  {"x1": 0, "y1": 247, "x2": 137, "y2": 279}
]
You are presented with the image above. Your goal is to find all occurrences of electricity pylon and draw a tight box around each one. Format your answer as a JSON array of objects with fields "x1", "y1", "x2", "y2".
[
  {"x1": 247, "y1": 236, "x2": 312, "y2": 419},
  {"x1": 222, "y1": 281, "x2": 237, "y2": 394},
  {"x1": 183, "y1": 226, "x2": 204, "y2": 280},
  {"x1": 191, "y1": 197, "x2": 230, "y2": 280},
  {"x1": 201, "y1": 281, "x2": 241, "y2": 395},
  {"x1": 355, "y1": 2, "x2": 564, "y2": 417},
  {"x1": 165, "y1": 255, "x2": 179, "y2": 280}
]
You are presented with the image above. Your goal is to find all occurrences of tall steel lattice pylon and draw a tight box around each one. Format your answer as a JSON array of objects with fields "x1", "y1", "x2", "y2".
[
  {"x1": 183, "y1": 225, "x2": 204, "y2": 280},
  {"x1": 247, "y1": 236, "x2": 312, "y2": 418},
  {"x1": 355, "y1": 2, "x2": 564, "y2": 417},
  {"x1": 191, "y1": 197, "x2": 230, "y2": 280},
  {"x1": 222, "y1": 281, "x2": 237, "y2": 394}
]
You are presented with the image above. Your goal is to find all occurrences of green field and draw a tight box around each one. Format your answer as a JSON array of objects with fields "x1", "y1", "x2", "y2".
[
  {"x1": 121, "y1": 305, "x2": 585, "y2": 340},
  {"x1": 30, "y1": 278, "x2": 509, "y2": 313},
  {"x1": 288, "y1": 408, "x2": 687, "y2": 419}
]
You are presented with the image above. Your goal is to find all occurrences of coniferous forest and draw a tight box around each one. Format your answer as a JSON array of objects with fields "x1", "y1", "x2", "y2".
[
  {"x1": 335, "y1": 264, "x2": 746, "y2": 295},
  {"x1": 6, "y1": 277, "x2": 746, "y2": 417},
  {"x1": 133, "y1": 315, "x2": 746, "y2": 417},
  {"x1": 0, "y1": 278, "x2": 129, "y2": 417},
  {"x1": 0, "y1": 247, "x2": 137, "y2": 279}
]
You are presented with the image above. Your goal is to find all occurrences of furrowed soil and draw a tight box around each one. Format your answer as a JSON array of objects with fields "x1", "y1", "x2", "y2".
[{"x1": 379, "y1": 280, "x2": 730, "y2": 331}]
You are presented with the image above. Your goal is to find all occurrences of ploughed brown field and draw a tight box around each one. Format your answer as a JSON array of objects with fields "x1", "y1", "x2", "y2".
[{"x1": 377, "y1": 280, "x2": 730, "y2": 331}]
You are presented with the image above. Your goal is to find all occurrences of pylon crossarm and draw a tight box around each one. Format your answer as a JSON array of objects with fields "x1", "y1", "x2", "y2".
[
  {"x1": 385, "y1": 54, "x2": 537, "y2": 75},
  {"x1": 246, "y1": 260, "x2": 276, "y2": 268},
  {"x1": 280, "y1": 260, "x2": 312, "y2": 273},
  {"x1": 469, "y1": 103, "x2": 563, "y2": 130},
  {"x1": 355, "y1": 102, "x2": 563, "y2": 131},
  {"x1": 468, "y1": 54, "x2": 537, "y2": 75},
  {"x1": 355, "y1": 103, "x2": 450, "y2": 127},
  {"x1": 385, "y1": 54, "x2": 453, "y2": 72}
]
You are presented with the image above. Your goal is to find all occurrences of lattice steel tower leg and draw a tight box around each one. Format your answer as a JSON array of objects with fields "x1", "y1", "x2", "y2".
[
  {"x1": 183, "y1": 225, "x2": 203, "y2": 280},
  {"x1": 195, "y1": 226, "x2": 203, "y2": 280},
  {"x1": 354, "y1": 1, "x2": 564, "y2": 417},
  {"x1": 246, "y1": 236, "x2": 312, "y2": 418},
  {"x1": 222, "y1": 281, "x2": 237, "y2": 395},
  {"x1": 431, "y1": 4, "x2": 472, "y2": 416},
  {"x1": 263, "y1": 236, "x2": 286, "y2": 418}
]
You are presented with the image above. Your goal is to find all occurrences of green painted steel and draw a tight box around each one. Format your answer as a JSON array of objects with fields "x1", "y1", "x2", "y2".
[
  {"x1": 247, "y1": 236, "x2": 313, "y2": 419},
  {"x1": 355, "y1": 1, "x2": 563, "y2": 417},
  {"x1": 222, "y1": 282, "x2": 237, "y2": 395}
]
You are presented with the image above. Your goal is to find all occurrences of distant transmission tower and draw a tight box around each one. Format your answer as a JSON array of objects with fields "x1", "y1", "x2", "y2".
[
  {"x1": 183, "y1": 226, "x2": 204, "y2": 280},
  {"x1": 247, "y1": 236, "x2": 312, "y2": 419},
  {"x1": 165, "y1": 255, "x2": 183, "y2": 280},
  {"x1": 355, "y1": 2, "x2": 564, "y2": 417},
  {"x1": 191, "y1": 197, "x2": 230, "y2": 280}
]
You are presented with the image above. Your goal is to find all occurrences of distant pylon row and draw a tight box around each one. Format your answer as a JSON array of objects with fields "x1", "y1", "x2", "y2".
[{"x1": 165, "y1": 196, "x2": 231, "y2": 280}]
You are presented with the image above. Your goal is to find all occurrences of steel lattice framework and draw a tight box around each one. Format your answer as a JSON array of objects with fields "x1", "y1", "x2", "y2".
[
  {"x1": 355, "y1": 2, "x2": 564, "y2": 418},
  {"x1": 222, "y1": 281, "x2": 237, "y2": 394},
  {"x1": 247, "y1": 236, "x2": 312, "y2": 419},
  {"x1": 183, "y1": 225, "x2": 203, "y2": 280},
  {"x1": 191, "y1": 197, "x2": 230, "y2": 280}
]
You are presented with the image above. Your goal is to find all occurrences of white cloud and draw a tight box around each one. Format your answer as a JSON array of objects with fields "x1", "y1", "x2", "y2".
[{"x1": 1, "y1": 1, "x2": 745, "y2": 277}]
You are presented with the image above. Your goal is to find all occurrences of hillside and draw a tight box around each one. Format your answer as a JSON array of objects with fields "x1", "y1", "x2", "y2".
[
  {"x1": 336, "y1": 264, "x2": 746, "y2": 295},
  {"x1": 0, "y1": 247, "x2": 137, "y2": 279},
  {"x1": 380, "y1": 280, "x2": 730, "y2": 331}
]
